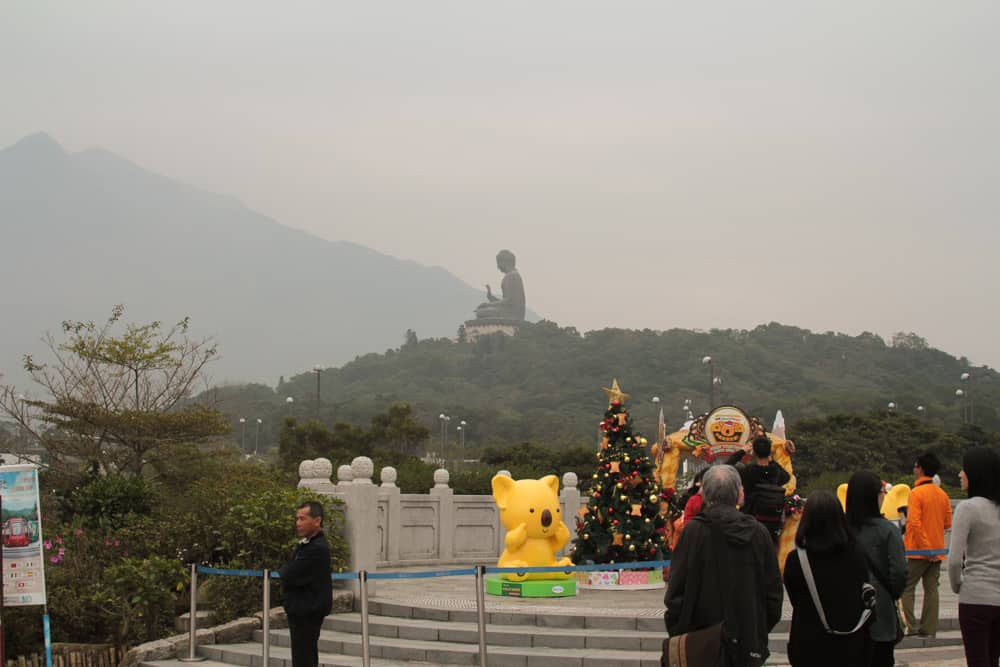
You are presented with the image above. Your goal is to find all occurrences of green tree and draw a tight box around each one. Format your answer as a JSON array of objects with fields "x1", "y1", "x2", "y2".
[
  {"x1": 369, "y1": 403, "x2": 430, "y2": 454},
  {"x1": 0, "y1": 306, "x2": 229, "y2": 473}
]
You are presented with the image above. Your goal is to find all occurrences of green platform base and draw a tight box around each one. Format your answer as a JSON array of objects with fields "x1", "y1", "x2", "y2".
[{"x1": 485, "y1": 575, "x2": 577, "y2": 598}]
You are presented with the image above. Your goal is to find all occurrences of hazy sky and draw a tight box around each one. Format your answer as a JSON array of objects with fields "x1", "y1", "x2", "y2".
[{"x1": 3, "y1": 2, "x2": 998, "y2": 368}]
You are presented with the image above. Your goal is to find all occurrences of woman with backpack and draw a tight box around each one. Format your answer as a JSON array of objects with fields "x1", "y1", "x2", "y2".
[
  {"x1": 784, "y1": 490, "x2": 874, "y2": 666},
  {"x1": 847, "y1": 470, "x2": 908, "y2": 667},
  {"x1": 947, "y1": 447, "x2": 1000, "y2": 667}
]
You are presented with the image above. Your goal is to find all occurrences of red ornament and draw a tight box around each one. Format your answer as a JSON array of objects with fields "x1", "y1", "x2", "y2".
[{"x1": 612, "y1": 400, "x2": 620, "y2": 406}]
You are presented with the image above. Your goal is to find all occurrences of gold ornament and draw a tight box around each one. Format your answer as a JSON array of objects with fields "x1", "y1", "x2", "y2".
[
  {"x1": 649, "y1": 495, "x2": 657, "y2": 503},
  {"x1": 602, "y1": 378, "x2": 630, "y2": 405},
  {"x1": 639, "y1": 437, "x2": 648, "y2": 446},
  {"x1": 624, "y1": 456, "x2": 630, "y2": 463},
  {"x1": 625, "y1": 534, "x2": 631, "y2": 540},
  {"x1": 616, "y1": 482, "x2": 623, "y2": 489},
  {"x1": 583, "y1": 533, "x2": 590, "y2": 540},
  {"x1": 644, "y1": 518, "x2": 651, "y2": 524},
  {"x1": 628, "y1": 544, "x2": 636, "y2": 552},
  {"x1": 592, "y1": 473, "x2": 598, "y2": 479}
]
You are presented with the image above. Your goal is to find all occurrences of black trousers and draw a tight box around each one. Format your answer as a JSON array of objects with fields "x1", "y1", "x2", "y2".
[
  {"x1": 869, "y1": 640, "x2": 895, "y2": 667},
  {"x1": 287, "y1": 613, "x2": 324, "y2": 667},
  {"x1": 959, "y1": 602, "x2": 1000, "y2": 667}
]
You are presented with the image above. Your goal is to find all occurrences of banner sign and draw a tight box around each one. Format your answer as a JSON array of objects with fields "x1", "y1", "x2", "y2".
[{"x1": 1, "y1": 464, "x2": 47, "y2": 606}]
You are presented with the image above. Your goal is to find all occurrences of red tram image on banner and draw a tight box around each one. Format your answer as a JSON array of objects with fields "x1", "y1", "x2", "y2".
[{"x1": 2, "y1": 516, "x2": 37, "y2": 548}]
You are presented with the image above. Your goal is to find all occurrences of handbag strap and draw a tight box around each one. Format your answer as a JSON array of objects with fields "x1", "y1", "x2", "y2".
[{"x1": 797, "y1": 547, "x2": 872, "y2": 635}]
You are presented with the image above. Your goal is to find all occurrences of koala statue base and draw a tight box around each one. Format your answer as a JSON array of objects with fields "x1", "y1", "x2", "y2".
[{"x1": 492, "y1": 474, "x2": 574, "y2": 582}]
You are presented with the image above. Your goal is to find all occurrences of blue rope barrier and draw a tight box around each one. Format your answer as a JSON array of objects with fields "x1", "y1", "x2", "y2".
[
  {"x1": 196, "y1": 553, "x2": 944, "y2": 581},
  {"x1": 197, "y1": 566, "x2": 264, "y2": 578},
  {"x1": 368, "y1": 568, "x2": 477, "y2": 580},
  {"x1": 487, "y1": 560, "x2": 671, "y2": 575}
]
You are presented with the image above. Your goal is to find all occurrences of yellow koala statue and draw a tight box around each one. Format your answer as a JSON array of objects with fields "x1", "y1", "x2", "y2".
[{"x1": 492, "y1": 474, "x2": 574, "y2": 581}]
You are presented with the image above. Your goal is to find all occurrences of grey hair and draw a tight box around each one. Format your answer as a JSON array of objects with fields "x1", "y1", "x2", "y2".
[{"x1": 702, "y1": 464, "x2": 742, "y2": 507}]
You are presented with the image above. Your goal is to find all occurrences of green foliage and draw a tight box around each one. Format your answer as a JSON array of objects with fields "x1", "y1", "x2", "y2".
[
  {"x1": 69, "y1": 472, "x2": 158, "y2": 530},
  {"x1": 202, "y1": 321, "x2": 1000, "y2": 457},
  {"x1": 792, "y1": 411, "x2": 975, "y2": 488},
  {"x1": 94, "y1": 556, "x2": 187, "y2": 644},
  {"x1": 202, "y1": 490, "x2": 347, "y2": 623},
  {"x1": 42, "y1": 524, "x2": 136, "y2": 645}
]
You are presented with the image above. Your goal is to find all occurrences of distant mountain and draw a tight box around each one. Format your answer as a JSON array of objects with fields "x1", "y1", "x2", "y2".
[{"x1": 0, "y1": 133, "x2": 517, "y2": 387}]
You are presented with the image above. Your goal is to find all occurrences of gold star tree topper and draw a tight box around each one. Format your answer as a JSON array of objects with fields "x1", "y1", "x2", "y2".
[{"x1": 602, "y1": 378, "x2": 630, "y2": 406}]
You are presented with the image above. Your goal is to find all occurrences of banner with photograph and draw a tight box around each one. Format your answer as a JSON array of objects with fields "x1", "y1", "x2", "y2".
[{"x1": 1, "y1": 464, "x2": 46, "y2": 606}]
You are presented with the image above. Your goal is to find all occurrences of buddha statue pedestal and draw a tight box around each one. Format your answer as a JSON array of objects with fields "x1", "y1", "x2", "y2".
[{"x1": 463, "y1": 318, "x2": 523, "y2": 342}]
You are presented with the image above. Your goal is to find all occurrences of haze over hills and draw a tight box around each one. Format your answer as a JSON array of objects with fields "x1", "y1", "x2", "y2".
[{"x1": 0, "y1": 133, "x2": 522, "y2": 388}]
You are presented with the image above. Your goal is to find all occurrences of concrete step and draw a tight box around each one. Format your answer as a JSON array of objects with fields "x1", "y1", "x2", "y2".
[
  {"x1": 319, "y1": 613, "x2": 664, "y2": 651},
  {"x1": 369, "y1": 599, "x2": 673, "y2": 632},
  {"x1": 198, "y1": 638, "x2": 666, "y2": 667},
  {"x1": 766, "y1": 629, "x2": 964, "y2": 650}
]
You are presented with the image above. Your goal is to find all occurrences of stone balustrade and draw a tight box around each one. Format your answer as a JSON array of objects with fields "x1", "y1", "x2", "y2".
[{"x1": 297, "y1": 457, "x2": 583, "y2": 591}]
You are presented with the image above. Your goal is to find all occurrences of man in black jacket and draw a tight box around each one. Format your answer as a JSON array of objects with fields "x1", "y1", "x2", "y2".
[
  {"x1": 726, "y1": 436, "x2": 791, "y2": 543},
  {"x1": 665, "y1": 465, "x2": 783, "y2": 666},
  {"x1": 280, "y1": 501, "x2": 333, "y2": 667}
]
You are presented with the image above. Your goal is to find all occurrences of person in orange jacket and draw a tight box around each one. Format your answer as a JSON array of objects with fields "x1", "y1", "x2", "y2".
[{"x1": 901, "y1": 451, "x2": 953, "y2": 638}]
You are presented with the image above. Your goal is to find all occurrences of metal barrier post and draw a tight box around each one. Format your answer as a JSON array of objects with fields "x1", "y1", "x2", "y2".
[
  {"x1": 262, "y1": 569, "x2": 271, "y2": 667},
  {"x1": 475, "y1": 565, "x2": 488, "y2": 667},
  {"x1": 359, "y1": 570, "x2": 371, "y2": 667},
  {"x1": 179, "y1": 564, "x2": 205, "y2": 662}
]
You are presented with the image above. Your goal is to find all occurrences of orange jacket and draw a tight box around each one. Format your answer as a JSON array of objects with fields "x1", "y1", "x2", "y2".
[{"x1": 904, "y1": 477, "x2": 952, "y2": 561}]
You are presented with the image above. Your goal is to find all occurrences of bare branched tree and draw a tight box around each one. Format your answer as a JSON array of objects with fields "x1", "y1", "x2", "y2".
[{"x1": 0, "y1": 305, "x2": 230, "y2": 473}]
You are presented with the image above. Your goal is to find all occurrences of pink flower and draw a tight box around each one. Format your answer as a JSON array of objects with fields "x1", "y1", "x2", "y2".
[
  {"x1": 105, "y1": 539, "x2": 112, "y2": 546},
  {"x1": 113, "y1": 539, "x2": 120, "y2": 547},
  {"x1": 44, "y1": 540, "x2": 52, "y2": 550},
  {"x1": 55, "y1": 536, "x2": 63, "y2": 545},
  {"x1": 123, "y1": 550, "x2": 129, "y2": 557},
  {"x1": 49, "y1": 556, "x2": 61, "y2": 563},
  {"x1": 74, "y1": 528, "x2": 83, "y2": 536},
  {"x1": 57, "y1": 548, "x2": 65, "y2": 556}
]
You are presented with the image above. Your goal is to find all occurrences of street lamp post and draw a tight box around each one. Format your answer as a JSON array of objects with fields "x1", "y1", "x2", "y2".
[
  {"x1": 916, "y1": 405, "x2": 926, "y2": 419},
  {"x1": 887, "y1": 402, "x2": 897, "y2": 414},
  {"x1": 438, "y1": 413, "x2": 450, "y2": 459},
  {"x1": 702, "y1": 356, "x2": 716, "y2": 408},
  {"x1": 254, "y1": 418, "x2": 262, "y2": 457},
  {"x1": 956, "y1": 389, "x2": 966, "y2": 424},
  {"x1": 960, "y1": 372, "x2": 973, "y2": 425},
  {"x1": 313, "y1": 365, "x2": 322, "y2": 420},
  {"x1": 459, "y1": 420, "x2": 467, "y2": 450},
  {"x1": 239, "y1": 417, "x2": 246, "y2": 452},
  {"x1": 286, "y1": 396, "x2": 294, "y2": 417}
]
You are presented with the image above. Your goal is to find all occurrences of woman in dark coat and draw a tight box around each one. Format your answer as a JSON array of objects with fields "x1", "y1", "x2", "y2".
[
  {"x1": 784, "y1": 490, "x2": 873, "y2": 666},
  {"x1": 848, "y1": 471, "x2": 908, "y2": 667}
]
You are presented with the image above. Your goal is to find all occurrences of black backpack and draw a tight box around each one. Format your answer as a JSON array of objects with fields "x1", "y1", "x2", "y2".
[{"x1": 747, "y1": 482, "x2": 786, "y2": 522}]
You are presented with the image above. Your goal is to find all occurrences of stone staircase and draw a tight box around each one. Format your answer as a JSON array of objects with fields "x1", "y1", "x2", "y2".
[{"x1": 144, "y1": 596, "x2": 966, "y2": 667}]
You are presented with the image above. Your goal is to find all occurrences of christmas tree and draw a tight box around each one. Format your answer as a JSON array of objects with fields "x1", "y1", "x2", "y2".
[{"x1": 571, "y1": 379, "x2": 669, "y2": 564}]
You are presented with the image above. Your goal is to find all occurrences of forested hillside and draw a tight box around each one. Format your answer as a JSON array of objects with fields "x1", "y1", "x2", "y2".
[{"x1": 206, "y1": 321, "x2": 997, "y2": 454}]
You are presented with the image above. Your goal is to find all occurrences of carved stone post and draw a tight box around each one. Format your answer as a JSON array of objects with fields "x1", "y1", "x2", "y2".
[
  {"x1": 559, "y1": 472, "x2": 581, "y2": 557},
  {"x1": 378, "y1": 467, "x2": 401, "y2": 564},
  {"x1": 430, "y1": 468, "x2": 454, "y2": 561},
  {"x1": 341, "y1": 456, "x2": 378, "y2": 597}
]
